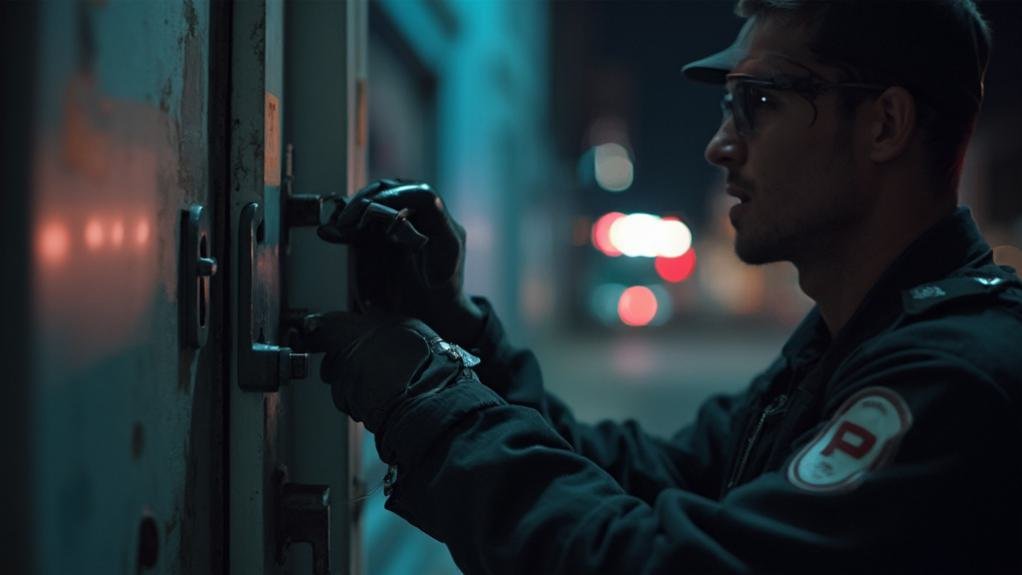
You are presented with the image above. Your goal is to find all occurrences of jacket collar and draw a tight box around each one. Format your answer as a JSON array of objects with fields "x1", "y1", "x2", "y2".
[{"x1": 781, "y1": 207, "x2": 992, "y2": 362}]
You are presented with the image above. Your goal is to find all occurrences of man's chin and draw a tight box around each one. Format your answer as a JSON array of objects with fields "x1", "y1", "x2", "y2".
[{"x1": 733, "y1": 236, "x2": 785, "y2": 265}]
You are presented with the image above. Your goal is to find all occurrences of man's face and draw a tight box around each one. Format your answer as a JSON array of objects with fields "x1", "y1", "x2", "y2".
[{"x1": 704, "y1": 16, "x2": 869, "y2": 266}]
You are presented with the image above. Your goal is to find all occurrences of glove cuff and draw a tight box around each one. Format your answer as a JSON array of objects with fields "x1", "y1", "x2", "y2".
[{"x1": 376, "y1": 365, "x2": 506, "y2": 470}]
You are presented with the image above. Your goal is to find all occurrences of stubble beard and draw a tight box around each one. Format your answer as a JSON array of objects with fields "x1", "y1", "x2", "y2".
[
  {"x1": 734, "y1": 139, "x2": 863, "y2": 266},
  {"x1": 732, "y1": 220, "x2": 800, "y2": 265},
  {"x1": 732, "y1": 199, "x2": 860, "y2": 267}
]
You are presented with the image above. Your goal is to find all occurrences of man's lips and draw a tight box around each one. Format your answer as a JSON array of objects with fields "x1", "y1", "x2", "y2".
[{"x1": 726, "y1": 184, "x2": 751, "y2": 202}]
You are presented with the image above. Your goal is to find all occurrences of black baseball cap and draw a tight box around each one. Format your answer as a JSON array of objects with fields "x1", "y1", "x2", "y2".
[
  {"x1": 681, "y1": 18, "x2": 756, "y2": 85},
  {"x1": 680, "y1": 3, "x2": 990, "y2": 113}
]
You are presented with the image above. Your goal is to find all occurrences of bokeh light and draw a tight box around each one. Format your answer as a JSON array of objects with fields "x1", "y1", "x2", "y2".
[
  {"x1": 591, "y1": 212, "x2": 624, "y2": 256},
  {"x1": 655, "y1": 248, "x2": 697, "y2": 283},
  {"x1": 657, "y1": 217, "x2": 693, "y2": 258},
  {"x1": 84, "y1": 218, "x2": 104, "y2": 251},
  {"x1": 135, "y1": 219, "x2": 151, "y2": 247},
  {"x1": 618, "y1": 285, "x2": 658, "y2": 327},
  {"x1": 38, "y1": 221, "x2": 70, "y2": 267},
  {"x1": 599, "y1": 213, "x2": 692, "y2": 258},
  {"x1": 593, "y1": 143, "x2": 633, "y2": 192},
  {"x1": 609, "y1": 212, "x2": 660, "y2": 257}
]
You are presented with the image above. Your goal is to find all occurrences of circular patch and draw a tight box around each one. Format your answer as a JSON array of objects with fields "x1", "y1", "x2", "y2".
[{"x1": 787, "y1": 386, "x2": 913, "y2": 493}]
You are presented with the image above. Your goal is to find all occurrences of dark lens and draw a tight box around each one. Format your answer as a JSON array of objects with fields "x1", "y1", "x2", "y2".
[{"x1": 732, "y1": 82, "x2": 752, "y2": 135}]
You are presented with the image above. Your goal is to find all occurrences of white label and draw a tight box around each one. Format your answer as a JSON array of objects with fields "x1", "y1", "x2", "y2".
[{"x1": 787, "y1": 387, "x2": 912, "y2": 493}]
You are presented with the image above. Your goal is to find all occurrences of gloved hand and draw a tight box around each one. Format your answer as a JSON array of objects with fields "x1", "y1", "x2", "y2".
[
  {"x1": 317, "y1": 179, "x2": 484, "y2": 347},
  {"x1": 300, "y1": 310, "x2": 498, "y2": 466}
]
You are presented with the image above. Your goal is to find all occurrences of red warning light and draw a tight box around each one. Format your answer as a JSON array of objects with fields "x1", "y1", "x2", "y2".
[
  {"x1": 655, "y1": 248, "x2": 697, "y2": 283},
  {"x1": 591, "y1": 212, "x2": 624, "y2": 256},
  {"x1": 618, "y1": 286, "x2": 658, "y2": 327}
]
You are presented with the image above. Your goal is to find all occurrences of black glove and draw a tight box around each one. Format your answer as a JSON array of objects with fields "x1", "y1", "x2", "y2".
[
  {"x1": 300, "y1": 310, "x2": 499, "y2": 466},
  {"x1": 317, "y1": 179, "x2": 484, "y2": 346},
  {"x1": 300, "y1": 310, "x2": 480, "y2": 430}
]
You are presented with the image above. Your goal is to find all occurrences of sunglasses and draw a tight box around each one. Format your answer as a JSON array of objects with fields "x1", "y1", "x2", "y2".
[{"x1": 721, "y1": 73, "x2": 887, "y2": 136}]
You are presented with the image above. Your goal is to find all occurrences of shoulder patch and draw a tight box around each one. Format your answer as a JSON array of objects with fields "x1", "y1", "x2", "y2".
[
  {"x1": 787, "y1": 387, "x2": 912, "y2": 493},
  {"x1": 903, "y1": 275, "x2": 1016, "y2": 315}
]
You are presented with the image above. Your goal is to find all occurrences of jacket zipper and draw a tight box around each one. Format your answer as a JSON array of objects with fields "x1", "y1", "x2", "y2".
[{"x1": 726, "y1": 393, "x2": 788, "y2": 491}]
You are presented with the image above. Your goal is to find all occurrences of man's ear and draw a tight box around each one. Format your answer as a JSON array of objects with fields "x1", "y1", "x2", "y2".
[{"x1": 867, "y1": 86, "x2": 917, "y2": 163}]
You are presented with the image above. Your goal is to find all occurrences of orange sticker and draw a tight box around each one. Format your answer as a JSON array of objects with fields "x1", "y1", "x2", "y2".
[{"x1": 264, "y1": 92, "x2": 281, "y2": 186}]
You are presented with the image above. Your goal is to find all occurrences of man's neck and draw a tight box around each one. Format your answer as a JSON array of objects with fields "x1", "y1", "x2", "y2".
[{"x1": 796, "y1": 201, "x2": 955, "y2": 336}]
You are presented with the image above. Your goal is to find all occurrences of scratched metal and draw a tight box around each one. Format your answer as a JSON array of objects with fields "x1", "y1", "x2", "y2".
[{"x1": 31, "y1": 1, "x2": 216, "y2": 573}]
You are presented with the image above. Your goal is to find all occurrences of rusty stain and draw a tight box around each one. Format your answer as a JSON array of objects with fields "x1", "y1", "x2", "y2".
[
  {"x1": 183, "y1": 0, "x2": 198, "y2": 38},
  {"x1": 131, "y1": 422, "x2": 145, "y2": 459},
  {"x1": 178, "y1": 21, "x2": 205, "y2": 203},
  {"x1": 159, "y1": 79, "x2": 172, "y2": 114},
  {"x1": 264, "y1": 92, "x2": 281, "y2": 186}
]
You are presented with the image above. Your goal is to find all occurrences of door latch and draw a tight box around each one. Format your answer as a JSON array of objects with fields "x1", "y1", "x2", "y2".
[
  {"x1": 283, "y1": 143, "x2": 329, "y2": 229},
  {"x1": 275, "y1": 467, "x2": 331, "y2": 575},
  {"x1": 180, "y1": 204, "x2": 217, "y2": 349}
]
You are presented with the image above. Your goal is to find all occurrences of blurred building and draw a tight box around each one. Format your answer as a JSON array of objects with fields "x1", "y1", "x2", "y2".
[{"x1": 361, "y1": 2, "x2": 553, "y2": 573}]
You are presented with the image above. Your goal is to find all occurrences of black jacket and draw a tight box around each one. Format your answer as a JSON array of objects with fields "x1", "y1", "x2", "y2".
[{"x1": 381, "y1": 208, "x2": 1022, "y2": 574}]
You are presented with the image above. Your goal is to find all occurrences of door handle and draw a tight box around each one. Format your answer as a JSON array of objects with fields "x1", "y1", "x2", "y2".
[{"x1": 238, "y1": 202, "x2": 309, "y2": 391}]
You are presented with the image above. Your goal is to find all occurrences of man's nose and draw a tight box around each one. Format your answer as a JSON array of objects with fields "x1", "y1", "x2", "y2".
[{"x1": 704, "y1": 121, "x2": 745, "y2": 167}]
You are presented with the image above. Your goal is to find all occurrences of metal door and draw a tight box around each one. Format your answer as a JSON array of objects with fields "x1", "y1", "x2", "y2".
[
  {"x1": 228, "y1": 1, "x2": 367, "y2": 574},
  {"x1": 17, "y1": 0, "x2": 367, "y2": 573},
  {"x1": 27, "y1": 1, "x2": 224, "y2": 573}
]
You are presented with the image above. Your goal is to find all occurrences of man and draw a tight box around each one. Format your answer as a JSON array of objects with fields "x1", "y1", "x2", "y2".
[{"x1": 307, "y1": 1, "x2": 1022, "y2": 572}]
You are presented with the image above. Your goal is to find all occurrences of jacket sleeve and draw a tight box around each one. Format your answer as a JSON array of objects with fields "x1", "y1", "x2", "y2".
[
  {"x1": 466, "y1": 296, "x2": 750, "y2": 500},
  {"x1": 381, "y1": 343, "x2": 1018, "y2": 574}
]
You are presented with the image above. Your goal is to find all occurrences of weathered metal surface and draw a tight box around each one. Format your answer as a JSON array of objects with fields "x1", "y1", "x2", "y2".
[
  {"x1": 30, "y1": 0, "x2": 218, "y2": 573},
  {"x1": 228, "y1": 0, "x2": 292, "y2": 573}
]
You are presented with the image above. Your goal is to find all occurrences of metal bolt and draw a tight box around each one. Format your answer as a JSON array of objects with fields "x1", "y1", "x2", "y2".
[{"x1": 197, "y1": 256, "x2": 218, "y2": 277}]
